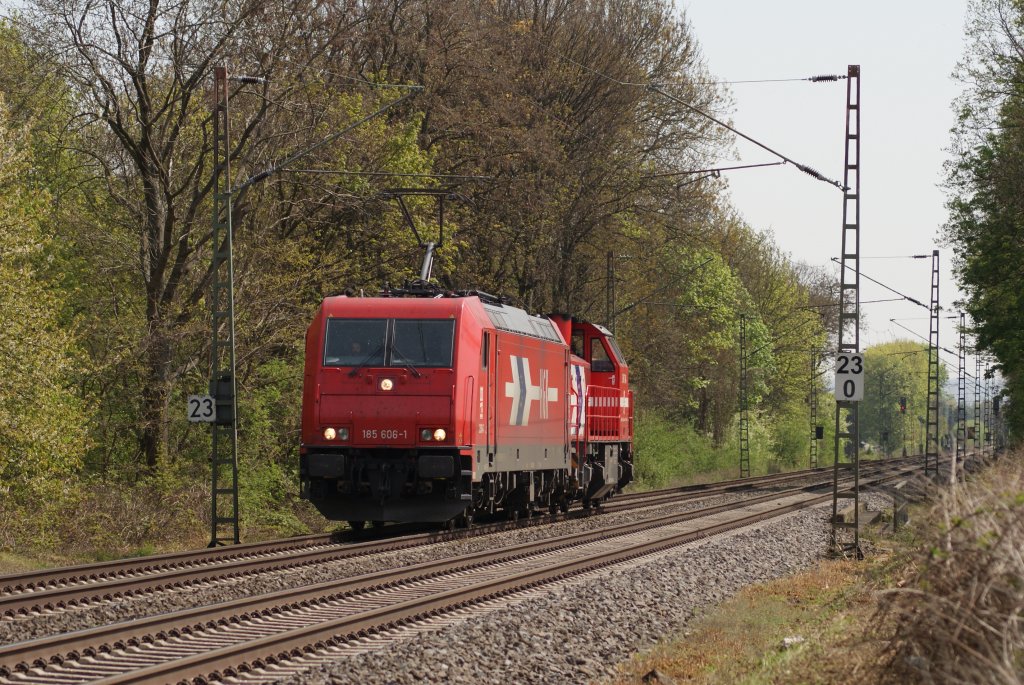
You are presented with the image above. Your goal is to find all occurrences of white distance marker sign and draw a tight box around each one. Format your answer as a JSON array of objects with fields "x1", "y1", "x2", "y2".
[
  {"x1": 187, "y1": 394, "x2": 217, "y2": 423},
  {"x1": 834, "y1": 353, "x2": 864, "y2": 402}
]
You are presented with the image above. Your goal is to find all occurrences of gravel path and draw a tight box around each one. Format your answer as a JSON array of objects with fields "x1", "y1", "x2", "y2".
[
  {"x1": 0, "y1": 489, "x2": 776, "y2": 646},
  {"x1": 265, "y1": 493, "x2": 894, "y2": 685}
]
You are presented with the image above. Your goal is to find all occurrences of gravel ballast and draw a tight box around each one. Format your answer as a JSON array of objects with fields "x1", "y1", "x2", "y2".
[
  {"x1": 267, "y1": 494, "x2": 894, "y2": 685},
  {"x1": 0, "y1": 489, "x2": 775, "y2": 645}
]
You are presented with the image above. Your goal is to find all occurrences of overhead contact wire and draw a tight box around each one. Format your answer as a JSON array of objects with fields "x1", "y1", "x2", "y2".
[
  {"x1": 889, "y1": 319, "x2": 957, "y2": 356},
  {"x1": 234, "y1": 89, "x2": 422, "y2": 193},
  {"x1": 888, "y1": 319, "x2": 977, "y2": 379},
  {"x1": 501, "y1": 19, "x2": 848, "y2": 191},
  {"x1": 830, "y1": 258, "x2": 930, "y2": 310},
  {"x1": 642, "y1": 161, "x2": 784, "y2": 179},
  {"x1": 799, "y1": 297, "x2": 905, "y2": 309},
  {"x1": 647, "y1": 84, "x2": 846, "y2": 191},
  {"x1": 706, "y1": 74, "x2": 848, "y2": 85}
]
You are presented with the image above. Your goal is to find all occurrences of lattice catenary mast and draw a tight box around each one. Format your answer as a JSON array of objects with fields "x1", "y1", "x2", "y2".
[
  {"x1": 974, "y1": 353, "x2": 982, "y2": 455},
  {"x1": 209, "y1": 66, "x2": 240, "y2": 546},
  {"x1": 956, "y1": 312, "x2": 967, "y2": 478},
  {"x1": 809, "y1": 350, "x2": 819, "y2": 468},
  {"x1": 983, "y1": 369, "x2": 991, "y2": 456},
  {"x1": 739, "y1": 314, "x2": 751, "y2": 478},
  {"x1": 924, "y1": 250, "x2": 941, "y2": 477},
  {"x1": 830, "y1": 65, "x2": 861, "y2": 558}
]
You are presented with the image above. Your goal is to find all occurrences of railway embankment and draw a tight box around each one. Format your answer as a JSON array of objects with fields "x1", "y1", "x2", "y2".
[{"x1": 610, "y1": 450, "x2": 1024, "y2": 685}]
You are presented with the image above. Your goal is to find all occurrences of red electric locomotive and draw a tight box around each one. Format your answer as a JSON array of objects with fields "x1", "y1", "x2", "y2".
[{"x1": 299, "y1": 291, "x2": 633, "y2": 527}]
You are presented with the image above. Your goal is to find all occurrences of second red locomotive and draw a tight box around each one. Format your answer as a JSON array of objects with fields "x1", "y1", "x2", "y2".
[{"x1": 299, "y1": 292, "x2": 633, "y2": 527}]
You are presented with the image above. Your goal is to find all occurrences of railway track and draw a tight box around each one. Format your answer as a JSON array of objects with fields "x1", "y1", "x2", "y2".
[
  {"x1": 0, "y1": 459, "x2": 918, "y2": 622},
  {"x1": 0, "y1": 460, "x2": 920, "y2": 685},
  {"x1": 0, "y1": 461, "x2": 910, "y2": 621}
]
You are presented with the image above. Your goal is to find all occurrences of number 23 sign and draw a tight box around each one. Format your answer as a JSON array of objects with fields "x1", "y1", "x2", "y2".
[
  {"x1": 834, "y1": 353, "x2": 864, "y2": 401},
  {"x1": 187, "y1": 395, "x2": 216, "y2": 422}
]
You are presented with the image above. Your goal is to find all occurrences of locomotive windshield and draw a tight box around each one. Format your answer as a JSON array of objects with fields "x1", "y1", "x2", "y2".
[
  {"x1": 590, "y1": 335, "x2": 625, "y2": 372},
  {"x1": 323, "y1": 318, "x2": 455, "y2": 368},
  {"x1": 324, "y1": 319, "x2": 387, "y2": 367},
  {"x1": 392, "y1": 319, "x2": 455, "y2": 368},
  {"x1": 591, "y1": 338, "x2": 614, "y2": 372}
]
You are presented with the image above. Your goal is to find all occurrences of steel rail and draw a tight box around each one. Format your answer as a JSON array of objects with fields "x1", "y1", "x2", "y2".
[
  {"x1": 8, "y1": 459, "x2": 892, "y2": 595},
  {"x1": 0, "y1": 535, "x2": 331, "y2": 594},
  {"x1": 0, "y1": 465, "x2": 833, "y2": 592},
  {"x1": 0, "y1": 458, "x2": 916, "y2": 619},
  {"x1": 98, "y1": 463, "x2": 920, "y2": 684},
  {"x1": 594, "y1": 458, "x2": 919, "y2": 516},
  {"x1": 0, "y1": 460, "x2": 919, "y2": 682}
]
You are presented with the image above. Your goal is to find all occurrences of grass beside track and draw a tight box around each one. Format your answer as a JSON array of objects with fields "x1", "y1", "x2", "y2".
[
  {"x1": 0, "y1": 553, "x2": 52, "y2": 576},
  {"x1": 607, "y1": 556, "x2": 890, "y2": 685},
  {"x1": 610, "y1": 451, "x2": 1024, "y2": 685}
]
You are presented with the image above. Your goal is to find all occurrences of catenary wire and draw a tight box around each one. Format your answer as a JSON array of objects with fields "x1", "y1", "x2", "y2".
[
  {"x1": 488, "y1": 13, "x2": 848, "y2": 191},
  {"x1": 798, "y1": 297, "x2": 905, "y2": 309},
  {"x1": 830, "y1": 257, "x2": 930, "y2": 310},
  {"x1": 648, "y1": 84, "x2": 846, "y2": 190},
  {"x1": 642, "y1": 161, "x2": 784, "y2": 178},
  {"x1": 281, "y1": 170, "x2": 492, "y2": 181}
]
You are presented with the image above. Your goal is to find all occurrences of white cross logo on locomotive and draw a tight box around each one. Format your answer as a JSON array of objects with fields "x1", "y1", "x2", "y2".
[{"x1": 505, "y1": 355, "x2": 559, "y2": 426}]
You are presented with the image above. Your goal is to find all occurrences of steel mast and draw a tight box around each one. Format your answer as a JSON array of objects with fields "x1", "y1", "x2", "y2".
[{"x1": 830, "y1": 65, "x2": 861, "y2": 558}]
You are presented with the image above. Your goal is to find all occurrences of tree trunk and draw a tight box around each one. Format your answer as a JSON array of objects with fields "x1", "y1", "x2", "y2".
[{"x1": 140, "y1": 171, "x2": 171, "y2": 472}]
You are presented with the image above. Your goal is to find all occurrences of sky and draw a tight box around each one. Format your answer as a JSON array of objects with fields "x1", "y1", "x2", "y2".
[{"x1": 680, "y1": 0, "x2": 976, "y2": 384}]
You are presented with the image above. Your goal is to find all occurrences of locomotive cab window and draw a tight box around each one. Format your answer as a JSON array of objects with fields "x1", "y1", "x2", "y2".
[
  {"x1": 324, "y1": 319, "x2": 387, "y2": 367},
  {"x1": 590, "y1": 338, "x2": 615, "y2": 372},
  {"x1": 392, "y1": 319, "x2": 455, "y2": 368},
  {"x1": 571, "y1": 331, "x2": 585, "y2": 358},
  {"x1": 324, "y1": 318, "x2": 455, "y2": 369}
]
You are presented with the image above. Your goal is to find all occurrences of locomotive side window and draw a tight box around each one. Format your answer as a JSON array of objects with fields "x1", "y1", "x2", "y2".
[
  {"x1": 324, "y1": 318, "x2": 387, "y2": 367},
  {"x1": 591, "y1": 338, "x2": 615, "y2": 372},
  {"x1": 607, "y1": 336, "x2": 625, "y2": 362},
  {"x1": 571, "y1": 331, "x2": 585, "y2": 358},
  {"x1": 392, "y1": 319, "x2": 456, "y2": 368}
]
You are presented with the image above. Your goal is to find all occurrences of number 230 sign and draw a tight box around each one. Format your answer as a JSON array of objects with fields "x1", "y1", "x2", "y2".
[{"x1": 834, "y1": 353, "x2": 864, "y2": 401}]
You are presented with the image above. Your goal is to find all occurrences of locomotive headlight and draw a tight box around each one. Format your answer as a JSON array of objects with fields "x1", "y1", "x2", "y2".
[
  {"x1": 338, "y1": 428, "x2": 349, "y2": 441},
  {"x1": 379, "y1": 378, "x2": 394, "y2": 391},
  {"x1": 420, "y1": 428, "x2": 446, "y2": 441},
  {"x1": 323, "y1": 427, "x2": 337, "y2": 440}
]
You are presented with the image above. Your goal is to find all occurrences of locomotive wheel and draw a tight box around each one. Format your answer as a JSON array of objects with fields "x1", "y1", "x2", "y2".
[
  {"x1": 347, "y1": 520, "x2": 365, "y2": 532},
  {"x1": 559, "y1": 500, "x2": 569, "y2": 513}
]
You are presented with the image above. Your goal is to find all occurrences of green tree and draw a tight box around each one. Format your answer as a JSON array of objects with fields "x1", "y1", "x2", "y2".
[
  {"x1": 860, "y1": 341, "x2": 947, "y2": 456},
  {"x1": 0, "y1": 97, "x2": 90, "y2": 497},
  {"x1": 945, "y1": 0, "x2": 1024, "y2": 441},
  {"x1": 22, "y1": 0, "x2": 438, "y2": 475}
]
